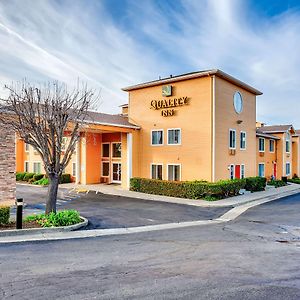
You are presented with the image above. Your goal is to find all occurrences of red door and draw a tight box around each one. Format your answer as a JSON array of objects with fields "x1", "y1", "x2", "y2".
[
  {"x1": 235, "y1": 165, "x2": 240, "y2": 179},
  {"x1": 273, "y1": 163, "x2": 277, "y2": 179}
]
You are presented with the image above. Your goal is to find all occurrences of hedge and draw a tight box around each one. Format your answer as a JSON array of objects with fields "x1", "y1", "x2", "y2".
[
  {"x1": 267, "y1": 179, "x2": 286, "y2": 188},
  {"x1": 23, "y1": 173, "x2": 35, "y2": 182},
  {"x1": 288, "y1": 178, "x2": 300, "y2": 184},
  {"x1": 60, "y1": 173, "x2": 71, "y2": 184},
  {"x1": 16, "y1": 172, "x2": 71, "y2": 185},
  {"x1": 16, "y1": 172, "x2": 27, "y2": 181},
  {"x1": 130, "y1": 176, "x2": 267, "y2": 200},
  {"x1": 0, "y1": 206, "x2": 10, "y2": 225}
]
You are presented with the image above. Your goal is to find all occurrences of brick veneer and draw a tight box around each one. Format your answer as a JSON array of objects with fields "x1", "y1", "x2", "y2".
[{"x1": 0, "y1": 128, "x2": 15, "y2": 205}]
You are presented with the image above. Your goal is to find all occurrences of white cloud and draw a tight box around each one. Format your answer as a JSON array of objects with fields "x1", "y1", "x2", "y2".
[{"x1": 0, "y1": 0, "x2": 299, "y2": 127}]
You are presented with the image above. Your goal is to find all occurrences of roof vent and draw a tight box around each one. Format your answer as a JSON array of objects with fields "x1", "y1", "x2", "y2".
[{"x1": 170, "y1": 74, "x2": 173, "y2": 78}]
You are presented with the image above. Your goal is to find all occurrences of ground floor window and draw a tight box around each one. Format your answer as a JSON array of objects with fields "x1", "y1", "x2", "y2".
[
  {"x1": 24, "y1": 161, "x2": 29, "y2": 173},
  {"x1": 258, "y1": 163, "x2": 265, "y2": 177},
  {"x1": 151, "y1": 164, "x2": 163, "y2": 180},
  {"x1": 241, "y1": 164, "x2": 245, "y2": 179},
  {"x1": 72, "y1": 162, "x2": 76, "y2": 177},
  {"x1": 33, "y1": 162, "x2": 41, "y2": 174},
  {"x1": 230, "y1": 164, "x2": 234, "y2": 179},
  {"x1": 102, "y1": 161, "x2": 110, "y2": 177},
  {"x1": 167, "y1": 164, "x2": 181, "y2": 181},
  {"x1": 286, "y1": 162, "x2": 291, "y2": 176}
]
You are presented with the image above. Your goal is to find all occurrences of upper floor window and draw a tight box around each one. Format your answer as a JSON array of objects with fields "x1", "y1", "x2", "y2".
[
  {"x1": 168, "y1": 129, "x2": 181, "y2": 145},
  {"x1": 259, "y1": 138, "x2": 265, "y2": 152},
  {"x1": 102, "y1": 143, "x2": 110, "y2": 158},
  {"x1": 285, "y1": 133, "x2": 291, "y2": 153},
  {"x1": 25, "y1": 143, "x2": 30, "y2": 152},
  {"x1": 229, "y1": 129, "x2": 236, "y2": 149},
  {"x1": 240, "y1": 132, "x2": 246, "y2": 150},
  {"x1": 151, "y1": 130, "x2": 163, "y2": 145},
  {"x1": 61, "y1": 137, "x2": 68, "y2": 151},
  {"x1": 112, "y1": 143, "x2": 121, "y2": 158},
  {"x1": 269, "y1": 140, "x2": 275, "y2": 153}
]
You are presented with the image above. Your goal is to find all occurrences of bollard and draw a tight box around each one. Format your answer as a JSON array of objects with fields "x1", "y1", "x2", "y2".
[{"x1": 15, "y1": 198, "x2": 23, "y2": 229}]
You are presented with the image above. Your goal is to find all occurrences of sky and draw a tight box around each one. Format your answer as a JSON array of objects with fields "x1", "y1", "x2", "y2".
[{"x1": 0, "y1": 0, "x2": 299, "y2": 127}]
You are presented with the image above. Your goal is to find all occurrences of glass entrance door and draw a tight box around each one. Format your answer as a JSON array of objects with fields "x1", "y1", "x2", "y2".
[{"x1": 112, "y1": 163, "x2": 121, "y2": 183}]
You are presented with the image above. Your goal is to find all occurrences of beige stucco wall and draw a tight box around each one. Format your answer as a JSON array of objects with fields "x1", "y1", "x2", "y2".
[
  {"x1": 128, "y1": 76, "x2": 213, "y2": 181},
  {"x1": 214, "y1": 77, "x2": 257, "y2": 180}
]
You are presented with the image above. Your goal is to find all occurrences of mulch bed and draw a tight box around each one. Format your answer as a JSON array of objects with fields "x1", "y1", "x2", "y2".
[{"x1": 0, "y1": 221, "x2": 42, "y2": 231}]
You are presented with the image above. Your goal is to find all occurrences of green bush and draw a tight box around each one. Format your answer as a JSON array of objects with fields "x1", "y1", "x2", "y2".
[
  {"x1": 16, "y1": 172, "x2": 27, "y2": 181},
  {"x1": 23, "y1": 172, "x2": 35, "y2": 182},
  {"x1": 60, "y1": 173, "x2": 71, "y2": 184},
  {"x1": 288, "y1": 178, "x2": 300, "y2": 184},
  {"x1": 33, "y1": 174, "x2": 44, "y2": 181},
  {"x1": 130, "y1": 178, "x2": 246, "y2": 200},
  {"x1": 25, "y1": 210, "x2": 81, "y2": 227},
  {"x1": 33, "y1": 177, "x2": 49, "y2": 186},
  {"x1": 0, "y1": 206, "x2": 10, "y2": 225},
  {"x1": 244, "y1": 177, "x2": 266, "y2": 192},
  {"x1": 268, "y1": 179, "x2": 286, "y2": 188}
]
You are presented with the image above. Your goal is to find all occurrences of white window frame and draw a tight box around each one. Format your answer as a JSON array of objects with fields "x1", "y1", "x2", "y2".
[
  {"x1": 258, "y1": 163, "x2": 265, "y2": 177},
  {"x1": 241, "y1": 164, "x2": 245, "y2": 179},
  {"x1": 286, "y1": 162, "x2": 291, "y2": 176},
  {"x1": 101, "y1": 142, "x2": 110, "y2": 158},
  {"x1": 285, "y1": 133, "x2": 291, "y2": 153},
  {"x1": 269, "y1": 139, "x2": 275, "y2": 153},
  {"x1": 101, "y1": 161, "x2": 110, "y2": 177},
  {"x1": 150, "y1": 163, "x2": 163, "y2": 180},
  {"x1": 61, "y1": 137, "x2": 68, "y2": 151},
  {"x1": 229, "y1": 129, "x2": 236, "y2": 150},
  {"x1": 111, "y1": 142, "x2": 122, "y2": 158},
  {"x1": 167, "y1": 164, "x2": 181, "y2": 181},
  {"x1": 259, "y1": 137, "x2": 265, "y2": 152},
  {"x1": 229, "y1": 164, "x2": 235, "y2": 179},
  {"x1": 167, "y1": 128, "x2": 181, "y2": 145},
  {"x1": 33, "y1": 161, "x2": 42, "y2": 174},
  {"x1": 240, "y1": 131, "x2": 246, "y2": 150},
  {"x1": 72, "y1": 162, "x2": 76, "y2": 177},
  {"x1": 25, "y1": 143, "x2": 30, "y2": 152},
  {"x1": 24, "y1": 161, "x2": 29, "y2": 173},
  {"x1": 151, "y1": 129, "x2": 164, "y2": 146}
]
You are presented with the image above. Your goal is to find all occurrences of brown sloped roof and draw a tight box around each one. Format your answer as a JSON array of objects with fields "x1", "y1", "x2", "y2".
[
  {"x1": 122, "y1": 69, "x2": 263, "y2": 95},
  {"x1": 84, "y1": 111, "x2": 139, "y2": 129},
  {"x1": 257, "y1": 125, "x2": 294, "y2": 134},
  {"x1": 256, "y1": 132, "x2": 280, "y2": 140},
  {"x1": 293, "y1": 129, "x2": 300, "y2": 137}
]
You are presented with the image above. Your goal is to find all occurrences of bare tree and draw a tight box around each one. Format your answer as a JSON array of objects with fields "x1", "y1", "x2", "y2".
[{"x1": 0, "y1": 81, "x2": 95, "y2": 213}]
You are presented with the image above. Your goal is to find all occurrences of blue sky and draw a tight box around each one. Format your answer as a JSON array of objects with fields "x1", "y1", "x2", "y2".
[{"x1": 0, "y1": 0, "x2": 299, "y2": 127}]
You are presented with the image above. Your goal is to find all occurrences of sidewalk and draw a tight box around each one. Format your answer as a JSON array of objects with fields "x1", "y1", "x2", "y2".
[{"x1": 60, "y1": 182, "x2": 300, "y2": 208}]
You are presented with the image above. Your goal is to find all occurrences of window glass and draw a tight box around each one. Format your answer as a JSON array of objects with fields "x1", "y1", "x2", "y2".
[
  {"x1": 151, "y1": 164, "x2": 162, "y2": 180},
  {"x1": 25, "y1": 143, "x2": 30, "y2": 152},
  {"x1": 33, "y1": 162, "x2": 41, "y2": 174},
  {"x1": 24, "y1": 161, "x2": 29, "y2": 172},
  {"x1": 258, "y1": 164, "x2": 265, "y2": 177},
  {"x1": 233, "y1": 92, "x2": 243, "y2": 114},
  {"x1": 61, "y1": 137, "x2": 67, "y2": 151},
  {"x1": 112, "y1": 143, "x2": 121, "y2": 158},
  {"x1": 151, "y1": 130, "x2": 163, "y2": 145},
  {"x1": 286, "y1": 163, "x2": 291, "y2": 175},
  {"x1": 102, "y1": 162, "x2": 110, "y2": 177},
  {"x1": 269, "y1": 140, "x2": 275, "y2": 152},
  {"x1": 230, "y1": 165, "x2": 234, "y2": 179},
  {"x1": 168, "y1": 129, "x2": 181, "y2": 145},
  {"x1": 286, "y1": 133, "x2": 290, "y2": 152},
  {"x1": 102, "y1": 144, "x2": 110, "y2": 158},
  {"x1": 240, "y1": 132, "x2": 246, "y2": 149},
  {"x1": 72, "y1": 162, "x2": 76, "y2": 177},
  {"x1": 168, "y1": 165, "x2": 180, "y2": 181},
  {"x1": 241, "y1": 165, "x2": 245, "y2": 179},
  {"x1": 259, "y1": 138, "x2": 265, "y2": 152},
  {"x1": 229, "y1": 130, "x2": 236, "y2": 149}
]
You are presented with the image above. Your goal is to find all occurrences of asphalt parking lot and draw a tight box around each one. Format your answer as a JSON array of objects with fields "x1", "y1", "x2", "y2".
[{"x1": 16, "y1": 184, "x2": 230, "y2": 229}]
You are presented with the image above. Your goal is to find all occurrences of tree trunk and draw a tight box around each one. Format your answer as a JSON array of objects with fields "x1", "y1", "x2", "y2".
[{"x1": 46, "y1": 174, "x2": 59, "y2": 214}]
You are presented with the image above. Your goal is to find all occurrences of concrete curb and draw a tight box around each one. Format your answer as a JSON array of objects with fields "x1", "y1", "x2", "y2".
[
  {"x1": 0, "y1": 216, "x2": 88, "y2": 237},
  {"x1": 16, "y1": 182, "x2": 47, "y2": 188},
  {"x1": 1, "y1": 189, "x2": 300, "y2": 244}
]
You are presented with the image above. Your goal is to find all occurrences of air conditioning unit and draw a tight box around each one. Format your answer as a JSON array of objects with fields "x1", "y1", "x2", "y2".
[{"x1": 229, "y1": 149, "x2": 236, "y2": 155}]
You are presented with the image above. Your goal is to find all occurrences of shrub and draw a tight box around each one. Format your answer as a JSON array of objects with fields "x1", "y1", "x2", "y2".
[
  {"x1": 60, "y1": 173, "x2": 71, "y2": 184},
  {"x1": 244, "y1": 177, "x2": 266, "y2": 192},
  {"x1": 23, "y1": 172, "x2": 35, "y2": 182},
  {"x1": 25, "y1": 210, "x2": 81, "y2": 227},
  {"x1": 33, "y1": 177, "x2": 49, "y2": 186},
  {"x1": 33, "y1": 173, "x2": 44, "y2": 181},
  {"x1": 268, "y1": 179, "x2": 286, "y2": 188},
  {"x1": 130, "y1": 178, "x2": 246, "y2": 200},
  {"x1": 288, "y1": 178, "x2": 300, "y2": 184},
  {"x1": 0, "y1": 206, "x2": 10, "y2": 225},
  {"x1": 16, "y1": 172, "x2": 27, "y2": 181}
]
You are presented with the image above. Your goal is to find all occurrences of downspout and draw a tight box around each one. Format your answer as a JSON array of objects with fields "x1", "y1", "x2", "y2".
[{"x1": 212, "y1": 75, "x2": 216, "y2": 182}]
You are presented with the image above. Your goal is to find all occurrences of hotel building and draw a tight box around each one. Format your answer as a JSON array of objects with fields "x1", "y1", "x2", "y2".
[{"x1": 15, "y1": 69, "x2": 300, "y2": 188}]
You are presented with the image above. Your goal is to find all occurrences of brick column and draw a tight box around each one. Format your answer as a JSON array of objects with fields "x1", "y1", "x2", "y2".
[{"x1": 0, "y1": 128, "x2": 15, "y2": 206}]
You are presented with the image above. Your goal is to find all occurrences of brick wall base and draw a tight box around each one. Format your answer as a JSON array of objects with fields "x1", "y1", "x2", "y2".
[{"x1": 0, "y1": 128, "x2": 15, "y2": 206}]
